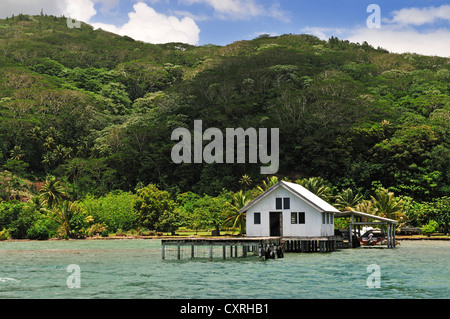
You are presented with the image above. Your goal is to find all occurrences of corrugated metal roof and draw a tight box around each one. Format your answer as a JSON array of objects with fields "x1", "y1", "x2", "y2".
[
  {"x1": 281, "y1": 181, "x2": 340, "y2": 213},
  {"x1": 239, "y1": 180, "x2": 340, "y2": 213}
]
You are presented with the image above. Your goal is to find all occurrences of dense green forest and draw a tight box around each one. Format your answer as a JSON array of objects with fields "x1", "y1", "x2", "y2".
[{"x1": 0, "y1": 14, "x2": 448, "y2": 239}]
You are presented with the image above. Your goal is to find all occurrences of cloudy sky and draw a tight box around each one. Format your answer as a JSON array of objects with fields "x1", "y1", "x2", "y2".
[{"x1": 1, "y1": 0, "x2": 449, "y2": 57}]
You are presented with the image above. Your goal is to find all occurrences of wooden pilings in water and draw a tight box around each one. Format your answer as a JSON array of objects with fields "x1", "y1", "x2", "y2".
[
  {"x1": 161, "y1": 237, "x2": 340, "y2": 260},
  {"x1": 161, "y1": 237, "x2": 283, "y2": 261},
  {"x1": 282, "y1": 238, "x2": 337, "y2": 253}
]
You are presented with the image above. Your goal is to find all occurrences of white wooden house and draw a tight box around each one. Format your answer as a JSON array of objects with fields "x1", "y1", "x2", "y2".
[{"x1": 240, "y1": 181, "x2": 339, "y2": 237}]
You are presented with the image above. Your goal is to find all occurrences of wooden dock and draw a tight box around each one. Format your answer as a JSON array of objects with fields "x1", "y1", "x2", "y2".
[{"x1": 161, "y1": 236, "x2": 341, "y2": 260}]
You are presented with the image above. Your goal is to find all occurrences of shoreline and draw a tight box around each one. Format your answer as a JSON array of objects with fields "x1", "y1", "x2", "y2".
[{"x1": 2, "y1": 235, "x2": 449, "y2": 242}]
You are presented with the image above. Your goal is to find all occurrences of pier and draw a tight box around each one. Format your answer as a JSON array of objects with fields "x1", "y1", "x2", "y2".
[{"x1": 161, "y1": 236, "x2": 341, "y2": 260}]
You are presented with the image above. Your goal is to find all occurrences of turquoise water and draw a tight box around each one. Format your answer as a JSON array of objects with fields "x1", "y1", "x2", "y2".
[{"x1": 0, "y1": 240, "x2": 448, "y2": 299}]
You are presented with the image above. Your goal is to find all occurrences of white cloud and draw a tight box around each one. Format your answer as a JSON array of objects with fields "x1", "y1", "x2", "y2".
[
  {"x1": 300, "y1": 27, "x2": 349, "y2": 41},
  {"x1": 301, "y1": 5, "x2": 450, "y2": 58},
  {"x1": 348, "y1": 27, "x2": 450, "y2": 58},
  {"x1": 384, "y1": 4, "x2": 450, "y2": 26},
  {"x1": 63, "y1": 0, "x2": 97, "y2": 22},
  {"x1": 0, "y1": 0, "x2": 95, "y2": 21},
  {"x1": 92, "y1": 3, "x2": 201, "y2": 45},
  {"x1": 181, "y1": 0, "x2": 289, "y2": 21}
]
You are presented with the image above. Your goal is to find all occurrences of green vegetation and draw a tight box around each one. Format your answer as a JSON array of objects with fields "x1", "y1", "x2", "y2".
[{"x1": 0, "y1": 15, "x2": 448, "y2": 239}]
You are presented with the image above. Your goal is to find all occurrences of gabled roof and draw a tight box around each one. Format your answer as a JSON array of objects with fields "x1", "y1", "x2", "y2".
[{"x1": 239, "y1": 181, "x2": 340, "y2": 214}]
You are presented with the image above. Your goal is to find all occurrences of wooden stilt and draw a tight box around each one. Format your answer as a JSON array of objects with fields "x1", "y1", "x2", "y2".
[{"x1": 209, "y1": 243, "x2": 213, "y2": 261}]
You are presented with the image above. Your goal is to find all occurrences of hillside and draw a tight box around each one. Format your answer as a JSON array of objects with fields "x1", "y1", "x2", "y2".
[{"x1": 0, "y1": 14, "x2": 449, "y2": 202}]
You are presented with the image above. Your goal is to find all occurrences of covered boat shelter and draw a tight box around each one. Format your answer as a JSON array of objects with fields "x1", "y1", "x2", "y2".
[{"x1": 335, "y1": 211, "x2": 398, "y2": 248}]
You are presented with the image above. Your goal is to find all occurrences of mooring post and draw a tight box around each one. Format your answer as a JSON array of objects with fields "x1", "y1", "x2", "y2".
[
  {"x1": 177, "y1": 242, "x2": 181, "y2": 260},
  {"x1": 162, "y1": 242, "x2": 165, "y2": 260},
  {"x1": 191, "y1": 243, "x2": 195, "y2": 258},
  {"x1": 393, "y1": 226, "x2": 396, "y2": 247},
  {"x1": 209, "y1": 243, "x2": 213, "y2": 261},
  {"x1": 223, "y1": 245, "x2": 226, "y2": 260}
]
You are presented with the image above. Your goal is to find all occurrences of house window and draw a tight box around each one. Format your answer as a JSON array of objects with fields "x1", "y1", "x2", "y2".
[
  {"x1": 276, "y1": 197, "x2": 290, "y2": 210},
  {"x1": 330, "y1": 213, "x2": 334, "y2": 224},
  {"x1": 276, "y1": 198, "x2": 282, "y2": 210},
  {"x1": 326, "y1": 212, "x2": 329, "y2": 224},
  {"x1": 283, "y1": 198, "x2": 290, "y2": 210},
  {"x1": 291, "y1": 212, "x2": 298, "y2": 224},
  {"x1": 254, "y1": 212, "x2": 261, "y2": 225},
  {"x1": 322, "y1": 213, "x2": 326, "y2": 224},
  {"x1": 298, "y1": 212, "x2": 305, "y2": 224}
]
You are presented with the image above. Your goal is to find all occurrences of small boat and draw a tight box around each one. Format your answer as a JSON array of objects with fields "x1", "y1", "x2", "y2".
[{"x1": 359, "y1": 229, "x2": 385, "y2": 246}]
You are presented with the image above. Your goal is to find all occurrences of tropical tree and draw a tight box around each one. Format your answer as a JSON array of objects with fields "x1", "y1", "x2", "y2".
[
  {"x1": 257, "y1": 176, "x2": 279, "y2": 194},
  {"x1": 334, "y1": 188, "x2": 364, "y2": 211},
  {"x1": 9, "y1": 146, "x2": 24, "y2": 161},
  {"x1": 355, "y1": 199, "x2": 377, "y2": 215},
  {"x1": 223, "y1": 190, "x2": 250, "y2": 235},
  {"x1": 46, "y1": 201, "x2": 93, "y2": 238},
  {"x1": 295, "y1": 177, "x2": 332, "y2": 200},
  {"x1": 133, "y1": 184, "x2": 177, "y2": 230},
  {"x1": 370, "y1": 188, "x2": 406, "y2": 222},
  {"x1": 239, "y1": 174, "x2": 252, "y2": 192},
  {"x1": 39, "y1": 177, "x2": 67, "y2": 209}
]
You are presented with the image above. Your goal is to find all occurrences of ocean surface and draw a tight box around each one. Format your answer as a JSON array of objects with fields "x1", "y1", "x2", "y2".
[{"x1": 0, "y1": 239, "x2": 448, "y2": 299}]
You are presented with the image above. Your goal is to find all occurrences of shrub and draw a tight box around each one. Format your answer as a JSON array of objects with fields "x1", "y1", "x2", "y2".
[
  {"x1": 88, "y1": 223, "x2": 106, "y2": 237},
  {"x1": 26, "y1": 218, "x2": 56, "y2": 240},
  {"x1": 79, "y1": 191, "x2": 137, "y2": 232},
  {"x1": 0, "y1": 228, "x2": 11, "y2": 241},
  {"x1": 422, "y1": 220, "x2": 439, "y2": 236}
]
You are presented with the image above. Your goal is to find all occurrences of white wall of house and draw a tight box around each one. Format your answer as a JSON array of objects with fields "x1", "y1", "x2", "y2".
[{"x1": 246, "y1": 187, "x2": 335, "y2": 237}]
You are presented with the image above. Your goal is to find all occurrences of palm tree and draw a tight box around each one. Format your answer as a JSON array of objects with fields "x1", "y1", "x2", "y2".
[
  {"x1": 334, "y1": 188, "x2": 364, "y2": 211},
  {"x1": 295, "y1": 177, "x2": 332, "y2": 200},
  {"x1": 370, "y1": 188, "x2": 406, "y2": 221},
  {"x1": 9, "y1": 146, "x2": 24, "y2": 161},
  {"x1": 355, "y1": 199, "x2": 377, "y2": 215},
  {"x1": 239, "y1": 174, "x2": 252, "y2": 192},
  {"x1": 256, "y1": 176, "x2": 279, "y2": 194},
  {"x1": 39, "y1": 176, "x2": 67, "y2": 209},
  {"x1": 223, "y1": 191, "x2": 250, "y2": 236},
  {"x1": 47, "y1": 201, "x2": 92, "y2": 238},
  {"x1": 28, "y1": 126, "x2": 42, "y2": 141}
]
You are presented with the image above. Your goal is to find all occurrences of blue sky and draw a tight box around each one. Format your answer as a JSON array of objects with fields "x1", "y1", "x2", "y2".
[{"x1": 1, "y1": 0, "x2": 449, "y2": 56}]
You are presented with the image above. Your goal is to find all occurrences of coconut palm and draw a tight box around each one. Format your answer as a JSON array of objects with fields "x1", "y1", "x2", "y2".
[
  {"x1": 239, "y1": 174, "x2": 252, "y2": 191},
  {"x1": 256, "y1": 176, "x2": 279, "y2": 194},
  {"x1": 39, "y1": 176, "x2": 67, "y2": 209},
  {"x1": 9, "y1": 146, "x2": 24, "y2": 161},
  {"x1": 47, "y1": 200, "x2": 92, "y2": 238},
  {"x1": 223, "y1": 191, "x2": 250, "y2": 235},
  {"x1": 295, "y1": 177, "x2": 332, "y2": 200},
  {"x1": 355, "y1": 199, "x2": 377, "y2": 215},
  {"x1": 334, "y1": 188, "x2": 364, "y2": 211},
  {"x1": 370, "y1": 188, "x2": 406, "y2": 221}
]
